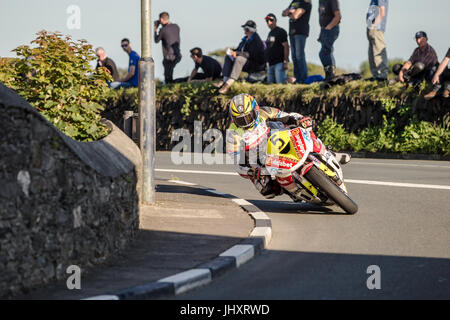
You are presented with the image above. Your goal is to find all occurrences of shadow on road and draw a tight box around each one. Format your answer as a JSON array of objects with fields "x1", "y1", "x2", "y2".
[
  {"x1": 12, "y1": 227, "x2": 450, "y2": 300},
  {"x1": 156, "y1": 183, "x2": 233, "y2": 199},
  {"x1": 172, "y1": 246, "x2": 450, "y2": 300},
  {"x1": 247, "y1": 199, "x2": 347, "y2": 215}
]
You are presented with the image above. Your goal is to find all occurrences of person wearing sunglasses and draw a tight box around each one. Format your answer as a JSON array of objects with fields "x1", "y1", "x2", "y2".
[
  {"x1": 264, "y1": 13, "x2": 289, "y2": 84},
  {"x1": 109, "y1": 38, "x2": 140, "y2": 90},
  {"x1": 215, "y1": 20, "x2": 266, "y2": 94}
]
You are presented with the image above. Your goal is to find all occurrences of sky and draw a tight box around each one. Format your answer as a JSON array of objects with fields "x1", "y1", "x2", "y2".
[{"x1": 1, "y1": 0, "x2": 449, "y2": 81}]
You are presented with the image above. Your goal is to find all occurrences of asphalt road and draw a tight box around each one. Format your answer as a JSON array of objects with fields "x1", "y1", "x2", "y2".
[{"x1": 155, "y1": 152, "x2": 450, "y2": 299}]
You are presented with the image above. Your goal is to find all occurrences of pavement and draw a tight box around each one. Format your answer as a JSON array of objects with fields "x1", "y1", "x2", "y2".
[{"x1": 15, "y1": 179, "x2": 262, "y2": 300}]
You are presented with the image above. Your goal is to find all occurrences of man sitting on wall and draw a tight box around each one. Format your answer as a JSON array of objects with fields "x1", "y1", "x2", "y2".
[
  {"x1": 187, "y1": 47, "x2": 222, "y2": 82},
  {"x1": 392, "y1": 31, "x2": 438, "y2": 85},
  {"x1": 214, "y1": 20, "x2": 266, "y2": 94}
]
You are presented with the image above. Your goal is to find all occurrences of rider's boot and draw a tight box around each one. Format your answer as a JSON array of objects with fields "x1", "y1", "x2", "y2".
[
  {"x1": 334, "y1": 152, "x2": 351, "y2": 165},
  {"x1": 252, "y1": 176, "x2": 282, "y2": 199},
  {"x1": 326, "y1": 145, "x2": 351, "y2": 165}
]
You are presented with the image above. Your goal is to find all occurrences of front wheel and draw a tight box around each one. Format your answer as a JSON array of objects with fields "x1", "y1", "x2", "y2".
[{"x1": 304, "y1": 165, "x2": 358, "y2": 214}]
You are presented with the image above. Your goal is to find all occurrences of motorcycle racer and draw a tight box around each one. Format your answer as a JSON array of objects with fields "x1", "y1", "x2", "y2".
[{"x1": 226, "y1": 93, "x2": 350, "y2": 199}]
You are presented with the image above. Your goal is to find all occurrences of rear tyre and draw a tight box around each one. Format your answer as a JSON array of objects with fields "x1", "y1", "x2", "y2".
[{"x1": 304, "y1": 165, "x2": 358, "y2": 214}]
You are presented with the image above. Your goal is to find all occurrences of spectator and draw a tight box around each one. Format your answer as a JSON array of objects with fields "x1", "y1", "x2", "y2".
[
  {"x1": 215, "y1": 20, "x2": 266, "y2": 94},
  {"x1": 95, "y1": 47, "x2": 119, "y2": 82},
  {"x1": 282, "y1": 0, "x2": 312, "y2": 84},
  {"x1": 154, "y1": 12, "x2": 181, "y2": 84},
  {"x1": 366, "y1": 0, "x2": 389, "y2": 81},
  {"x1": 318, "y1": 0, "x2": 341, "y2": 80},
  {"x1": 264, "y1": 13, "x2": 290, "y2": 84},
  {"x1": 110, "y1": 38, "x2": 140, "y2": 90},
  {"x1": 392, "y1": 31, "x2": 438, "y2": 84},
  {"x1": 424, "y1": 47, "x2": 450, "y2": 99},
  {"x1": 187, "y1": 47, "x2": 222, "y2": 82}
]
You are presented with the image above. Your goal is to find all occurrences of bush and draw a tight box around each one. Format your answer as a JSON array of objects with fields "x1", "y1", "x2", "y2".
[
  {"x1": 317, "y1": 116, "x2": 449, "y2": 155},
  {"x1": 3, "y1": 31, "x2": 111, "y2": 141}
]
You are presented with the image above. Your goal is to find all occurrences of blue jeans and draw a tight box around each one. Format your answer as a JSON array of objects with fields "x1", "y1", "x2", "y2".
[
  {"x1": 109, "y1": 81, "x2": 135, "y2": 90},
  {"x1": 318, "y1": 26, "x2": 339, "y2": 68},
  {"x1": 267, "y1": 62, "x2": 286, "y2": 84},
  {"x1": 290, "y1": 34, "x2": 308, "y2": 84}
]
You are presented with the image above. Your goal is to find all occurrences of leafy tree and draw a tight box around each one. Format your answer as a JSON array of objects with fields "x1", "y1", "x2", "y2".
[{"x1": 3, "y1": 31, "x2": 111, "y2": 141}]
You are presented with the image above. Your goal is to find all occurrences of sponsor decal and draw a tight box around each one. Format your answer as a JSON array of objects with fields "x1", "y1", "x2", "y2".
[
  {"x1": 266, "y1": 156, "x2": 295, "y2": 169},
  {"x1": 290, "y1": 131, "x2": 306, "y2": 157}
]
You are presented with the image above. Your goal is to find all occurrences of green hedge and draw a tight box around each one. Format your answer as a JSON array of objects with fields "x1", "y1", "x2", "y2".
[
  {"x1": 103, "y1": 80, "x2": 449, "y2": 155},
  {"x1": 1, "y1": 31, "x2": 111, "y2": 142}
]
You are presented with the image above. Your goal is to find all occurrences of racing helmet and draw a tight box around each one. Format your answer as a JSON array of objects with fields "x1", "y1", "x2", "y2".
[{"x1": 229, "y1": 93, "x2": 259, "y2": 129}]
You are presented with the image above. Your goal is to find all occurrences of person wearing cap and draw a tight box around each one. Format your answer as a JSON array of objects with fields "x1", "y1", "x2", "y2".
[
  {"x1": 366, "y1": 0, "x2": 389, "y2": 81},
  {"x1": 392, "y1": 31, "x2": 438, "y2": 84},
  {"x1": 317, "y1": 0, "x2": 341, "y2": 81},
  {"x1": 215, "y1": 20, "x2": 265, "y2": 94},
  {"x1": 424, "y1": 47, "x2": 450, "y2": 99},
  {"x1": 264, "y1": 13, "x2": 290, "y2": 84},
  {"x1": 282, "y1": 0, "x2": 312, "y2": 84},
  {"x1": 154, "y1": 12, "x2": 181, "y2": 84}
]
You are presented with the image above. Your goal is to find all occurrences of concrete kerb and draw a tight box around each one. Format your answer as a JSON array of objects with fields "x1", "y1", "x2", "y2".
[{"x1": 84, "y1": 179, "x2": 272, "y2": 300}]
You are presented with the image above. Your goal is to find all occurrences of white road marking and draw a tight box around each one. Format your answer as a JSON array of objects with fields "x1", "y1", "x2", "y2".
[
  {"x1": 83, "y1": 295, "x2": 119, "y2": 300},
  {"x1": 220, "y1": 245, "x2": 255, "y2": 268},
  {"x1": 157, "y1": 168, "x2": 237, "y2": 175},
  {"x1": 158, "y1": 269, "x2": 212, "y2": 295},
  {"x1": 168, "y1": 179, "x2": 197, "y2": 186},
  {"x1": 351, "y1": 162, "x2": 450, "y2": 169},
  {"x1": 232, "y1": 199, "x2": 253, "y2": 206},
  {"x1": 345, "y1": 179, "x2": 450, "y2": 190},
  {"x1": 156, "y1": 168, "x2": 450, "y2": 191}
]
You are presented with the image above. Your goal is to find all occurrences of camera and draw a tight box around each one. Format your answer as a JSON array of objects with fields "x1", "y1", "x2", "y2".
[{"x1": 154, "y1": 20, "x2": 161, "y2": 27}]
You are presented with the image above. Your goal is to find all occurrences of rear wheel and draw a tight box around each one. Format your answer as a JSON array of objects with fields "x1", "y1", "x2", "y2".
[{"x1": 304, "y1": 165, "x2": 358, "y2": 214}]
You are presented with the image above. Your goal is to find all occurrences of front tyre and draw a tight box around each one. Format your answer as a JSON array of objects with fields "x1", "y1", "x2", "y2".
[{"x1": 304, "y1": 165, "x2": 358, "y2": 214}]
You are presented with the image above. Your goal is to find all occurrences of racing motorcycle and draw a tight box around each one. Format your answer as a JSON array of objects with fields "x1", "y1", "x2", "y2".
[{"x1": 235, "y1": 121, "x2": 358, "y2": 215}]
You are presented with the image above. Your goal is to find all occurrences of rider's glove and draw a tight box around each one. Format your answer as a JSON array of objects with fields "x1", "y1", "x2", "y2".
[{"x1": 297, "y1": 116, "x2": 313, "y2": 131}]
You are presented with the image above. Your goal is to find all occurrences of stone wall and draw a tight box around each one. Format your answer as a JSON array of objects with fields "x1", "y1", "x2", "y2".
[{"x1": 0, "y1": 84, "x2": 141, "y2": 298}]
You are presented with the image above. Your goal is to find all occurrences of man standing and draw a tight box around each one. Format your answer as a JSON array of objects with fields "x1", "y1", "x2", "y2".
[
  {"x1": 366, "y1": 0, "x2": 389, "y2": 81},
  {"x1": 282, "y1": 1, "x2": 312, "y2": 84},
  {"x1": 265, "y1": 13, "x2": 290, "y2": 84},
  {"x1": 95, "y1": 47, "x2": 119, "y2": 82},
  {"x1": 215, "y1": 20, "x2": 265, "y2": 94},
  {"x1": 318, "y1": 0, "x2": 341, "y2": 80},
  {"x1": 109, "y1": 38, "x2": 140, "y2": 90},
  {"x1": 187, "y1": 47, "x2": 222, "y2": 82},
  {"x1": 154, "y1": 12, "x2": 181, "y2": 84},
  {"x1": 392, "y1": 31, "x2": 438, "y2": 84}
]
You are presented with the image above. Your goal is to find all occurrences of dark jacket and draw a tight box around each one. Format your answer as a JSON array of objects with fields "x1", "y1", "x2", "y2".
[{"x1": 236, "y1": 32, "x2": 266, "y2": 72}]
